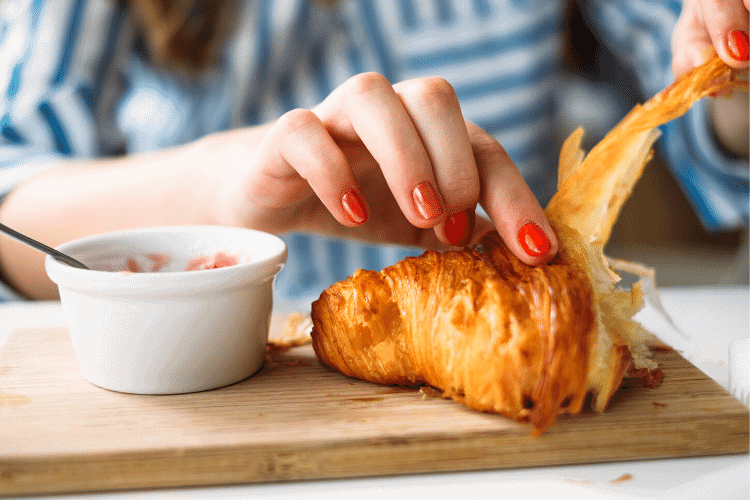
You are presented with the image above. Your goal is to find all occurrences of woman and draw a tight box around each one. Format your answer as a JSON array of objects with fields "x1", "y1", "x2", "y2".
[{"x1": 0, "y1": 0, "x2": 747, "y2": 306}]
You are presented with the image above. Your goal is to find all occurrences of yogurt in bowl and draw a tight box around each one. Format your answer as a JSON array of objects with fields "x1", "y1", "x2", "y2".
[{"x1": 44, "y1": 225, "x2": 287, "y2": 395}]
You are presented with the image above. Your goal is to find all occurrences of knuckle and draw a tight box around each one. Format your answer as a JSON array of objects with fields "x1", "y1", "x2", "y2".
[
  {"x1": 403, "y1": 76, "x2": 458, "y2": 105},
  {"x1": 276, "y1": 108, "x2": 321, "y2": 136},
  {"x1": 471, "y1": 132, "x2": 506, "y2": 160},
  {"x1": 343, "y1": 72, "x2": 392, "y2": 98},
  {"x1": 445, "y1": 173, "x2": 480, "y2": 206}
]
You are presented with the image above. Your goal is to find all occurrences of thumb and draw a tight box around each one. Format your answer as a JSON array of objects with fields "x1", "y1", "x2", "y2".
[{"x1": 672, "y1": 3, "x2": 715, "y2": 78}]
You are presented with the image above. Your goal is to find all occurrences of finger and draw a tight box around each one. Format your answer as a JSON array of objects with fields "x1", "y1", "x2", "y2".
[
  {"x1": 315, "y1": 72, "x2": 446, "y2": 229},
  {"x1": 415, "y1": 213, "x2": 494, "y2": 250},
  {"x1": 255, "y1": 108, "x2": 369, "y2": 228},
  {"x1": 466, "y1": 122, "x2": 558, "y2": 265},
  {"x1": 672, "y1": 1, "x2": 716, "y2": 77},
  {"x1": 697, "y1": 0, "x2": 749, "y2": 68},
  {"x1": 393, "y1": 77, "x2": 480, "y2": 246}
]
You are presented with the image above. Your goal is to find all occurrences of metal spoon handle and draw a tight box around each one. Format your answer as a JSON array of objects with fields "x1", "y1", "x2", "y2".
[{"x1": 0, "y1": 223, "x2": 90, "y2": 270}]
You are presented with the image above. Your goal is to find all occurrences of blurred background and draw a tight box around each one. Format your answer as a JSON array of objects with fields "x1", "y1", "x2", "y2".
[{"x1": 560, "y1": 2, "x2": 748, "y2": 287}]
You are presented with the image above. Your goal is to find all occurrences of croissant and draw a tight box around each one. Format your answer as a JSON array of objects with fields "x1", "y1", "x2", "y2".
[{"x1": 310, "y1": 57, "x2": 748, "y2": 434}]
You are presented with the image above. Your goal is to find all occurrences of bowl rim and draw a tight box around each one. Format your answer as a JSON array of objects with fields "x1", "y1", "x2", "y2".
[{"x1": 45, "y1": 225, "x2": 287, "y2": 297}]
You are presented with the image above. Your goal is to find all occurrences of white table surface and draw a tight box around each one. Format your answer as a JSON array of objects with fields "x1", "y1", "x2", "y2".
[{"x1": 1, "y1": 287, "x2": 748, "y2": 500}]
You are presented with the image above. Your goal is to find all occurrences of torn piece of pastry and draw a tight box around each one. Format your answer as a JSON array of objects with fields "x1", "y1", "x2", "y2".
[
  {"x1": 310, "y1": 56, "x2": 748, "y2": 435},
  {"x1": 267, "y1": 312, "x2": 313, "y2": 352}
]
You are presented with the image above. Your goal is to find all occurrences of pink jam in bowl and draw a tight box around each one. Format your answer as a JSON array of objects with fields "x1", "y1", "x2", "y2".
[{"x1": 184, "y1": 251, "x2": 239, "y2": 271}]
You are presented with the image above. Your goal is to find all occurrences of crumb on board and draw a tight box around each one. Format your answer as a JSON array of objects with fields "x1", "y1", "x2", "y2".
[
  {"x1": 419, "y1": 385, "x2": 467, "y2": 404},
  {"x1": 648, "y1": 344, "x2": 673, "y2": 352},
  {"x1": 263, "y1": 313, "x2": 315, "y2": 367},
  {"x1": 652, "y1": 402, "x2": 667, "y2": 408},
  {"x1": 419, "y1": 386, "x2": 445, "y2": 400},
  {"x1": 610, "y1": 473, "x2": 633, "y2": 484},
  {"x1": 266, "y1": 313, "x2": 313, "y2": 352},
  {"x1": 626, "y1": 367, "x2": 664, "y2": 389}
]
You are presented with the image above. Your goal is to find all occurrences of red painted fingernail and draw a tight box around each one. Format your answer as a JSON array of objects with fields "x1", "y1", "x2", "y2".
[
  {"x1": 726, "y1": 30, "x2": 749, "y2": 62},
  {"x1": 412, "y1": 182, "x2": 443, "y2": 220},
  {"x1": 342, "y1": 190, "x2": 367, "y2": 224},
  {"x1": 445, "y1": 209, "x2": 475, "y2": 247},
  {"x1": 518, "y1": 222, "x2": 550, "y2": 257}
]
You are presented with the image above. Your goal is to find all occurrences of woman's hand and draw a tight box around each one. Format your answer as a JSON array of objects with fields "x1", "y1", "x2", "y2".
[
  {"x1": 203, "y1": 73, "x2": 557, "y2": 265},
  {"x1": 672, "y1": 0, "x2": 749, "y2": 77}
]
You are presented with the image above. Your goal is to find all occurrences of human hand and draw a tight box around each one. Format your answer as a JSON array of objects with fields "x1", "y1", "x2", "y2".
[
  {"x1": 203, "y1": 73, "x2": 557, "y2": 265},
  {"x1": 672, "y1": 0, "x2": 749, "y2": 78}
]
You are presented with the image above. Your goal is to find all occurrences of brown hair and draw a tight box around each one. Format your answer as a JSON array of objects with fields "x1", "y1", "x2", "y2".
[
  {"x1": 124, "y1": 0, "x2": 239, "y2": 73},
  {"x1": 125, "y1": 0, "x2": 338, "y2": 74}
]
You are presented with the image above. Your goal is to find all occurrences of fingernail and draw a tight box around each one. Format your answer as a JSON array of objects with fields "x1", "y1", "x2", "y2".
[
  {"x1": 412, "y1": 181, "x2": 443, "y2": 220},
  {"x1": 726, "y1": 30, "x2": 749, "y2": 62},
  {"x1": 342, "y1": 190, "x2": 367, "y2": 224},
  {"x1": 518, "y1": 222, "x2": 550, "y2": 257},
  {"x1": 445, "y1": 209, "x2": 474, "y2": 247}
]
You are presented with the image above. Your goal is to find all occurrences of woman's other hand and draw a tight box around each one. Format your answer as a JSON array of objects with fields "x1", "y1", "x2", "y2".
[
  {"x1": 672, "y1": 0, "x2": 749, "y2": 77},
  {"x1": 672, "y1": 0, "x2": 749, "y2": 156}
]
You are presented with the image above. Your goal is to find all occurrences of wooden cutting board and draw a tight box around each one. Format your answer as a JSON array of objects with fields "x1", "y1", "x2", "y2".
[{"x1": 1, "y1": 315, "x2": 748, "y2": 496}]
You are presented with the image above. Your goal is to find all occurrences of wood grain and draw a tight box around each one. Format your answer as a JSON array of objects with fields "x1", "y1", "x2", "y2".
[{"x1": 0, "y1": 316, "x2": 747, "y2": 495}]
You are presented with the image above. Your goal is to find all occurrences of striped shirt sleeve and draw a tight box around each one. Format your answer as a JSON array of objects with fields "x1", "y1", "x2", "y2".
[
  {"x1": 0, "y1": 0, "x2": 125, "y2": 301},
  {"x1": 582, "y1": 0, "x2": 748, "y2": 232},
  {"x1": 0, "y1": 0, "x2": 127, "y2": 192},
  {"x1": 1, "y1": 0, "x2": 63, "y2": 199}
]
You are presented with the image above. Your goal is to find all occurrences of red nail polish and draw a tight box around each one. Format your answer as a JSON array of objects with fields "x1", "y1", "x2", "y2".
[
  {"x1": 412, "y1": 182, "x2": 443, "y2": 220},
  {"x1": 445, "y1": 209, "x2": 474, "y2": 247},
  {"x1": 518, "y1": 222, "x2": 550, "y2": 257},
  {"x1": 726, "y1": 30, "x2": 749, "y2": 62},
  {"x1": 342, "y1": 190, "x2": 367, "y2": 224}
]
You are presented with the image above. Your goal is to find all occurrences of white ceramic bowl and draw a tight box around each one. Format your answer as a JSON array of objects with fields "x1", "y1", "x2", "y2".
[{"x1": 45, "y1": 225, "x2": 287, "y2": 395}]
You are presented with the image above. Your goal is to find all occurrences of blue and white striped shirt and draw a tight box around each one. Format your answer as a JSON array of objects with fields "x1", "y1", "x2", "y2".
[{"x1": 0, "y1": 0, "x2": 745, "y2": 305}]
